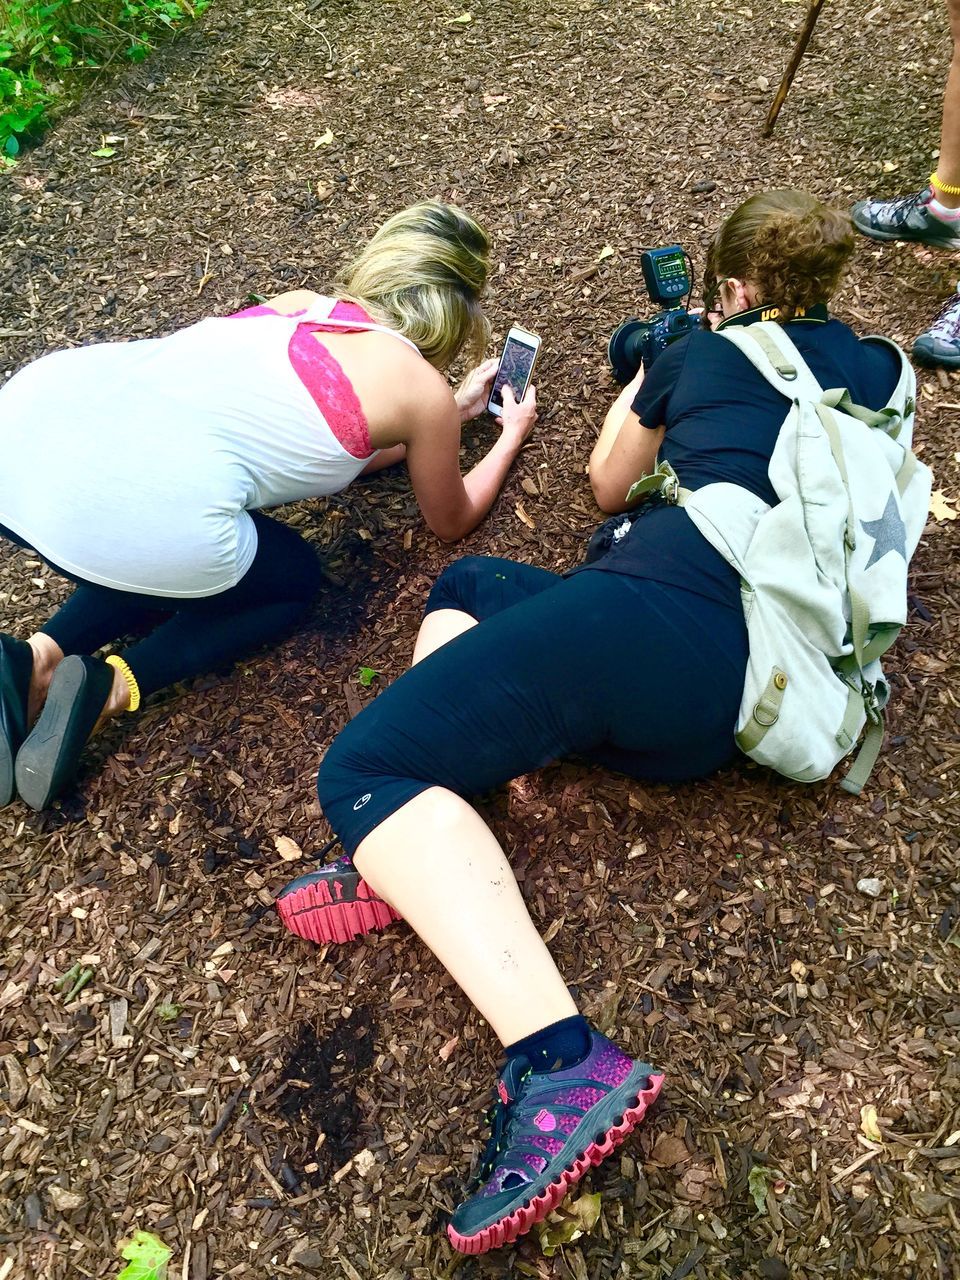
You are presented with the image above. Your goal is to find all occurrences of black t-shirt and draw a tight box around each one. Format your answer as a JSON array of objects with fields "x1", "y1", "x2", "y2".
[{"x1": 577, "y1": 313, "x2": 902, "y2": 607}]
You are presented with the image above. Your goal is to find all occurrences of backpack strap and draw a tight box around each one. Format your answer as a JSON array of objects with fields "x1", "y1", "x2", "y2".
[
  {"x1": 625, "y1": 459, "x2": 691, "y2": 507},
  {"x1": 718, "y1": 321, "x2": 825, "y2": 401}
]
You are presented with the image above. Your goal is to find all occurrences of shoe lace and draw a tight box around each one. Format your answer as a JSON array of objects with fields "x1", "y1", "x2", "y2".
[
  {"x1": 474, "y1": 1062, "x2": 615, "y2": 1185},
  {"x1": 476, "y1": 1064, "x2": 531, "y2": 1182},
  {"x1": 880, "y1": 187, "x2": 930, "y2": 229},
  {"x1": 927, "y1": 287, "x2": 960, "y2": 341}
]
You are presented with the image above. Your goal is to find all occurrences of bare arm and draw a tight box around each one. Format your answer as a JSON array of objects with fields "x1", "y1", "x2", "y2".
[
  {"x1": 360, "y1": 445, "x2": 406, "y2": 475},
  {"x1": 589, "y1": 369, "x2": 665, "y2": 514},
  {"x1": 404, "y1": 380, "x2": 536, "y2": 542}
]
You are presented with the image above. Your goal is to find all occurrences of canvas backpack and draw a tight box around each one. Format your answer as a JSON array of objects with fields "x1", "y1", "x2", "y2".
[{"x1": 629, "y1": 321, "x2": 931, "y2": 794}]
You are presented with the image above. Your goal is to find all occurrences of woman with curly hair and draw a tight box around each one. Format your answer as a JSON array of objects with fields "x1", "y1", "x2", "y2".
[
  {"x1": 0, "y1": 201, "x2": 536, "y2": 810},
  {"x1": 278, "y1": 190, "x2": 902, "y2": 1254}
]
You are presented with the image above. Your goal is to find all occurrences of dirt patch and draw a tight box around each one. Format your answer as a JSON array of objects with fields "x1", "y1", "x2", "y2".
[{"x1": 275, "y1": 1007, "x2": 377, "y2": 1184}]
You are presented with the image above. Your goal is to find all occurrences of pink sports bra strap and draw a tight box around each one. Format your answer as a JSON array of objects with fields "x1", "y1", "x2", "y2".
[{"x1": 302, "y1": 297, "x2": 420, "y2": 354}]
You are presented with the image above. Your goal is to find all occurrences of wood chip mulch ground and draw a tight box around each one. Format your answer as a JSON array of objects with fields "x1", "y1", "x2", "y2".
[{"x1": 1, "y1": 0, "x2": 958, "y2": 1276}]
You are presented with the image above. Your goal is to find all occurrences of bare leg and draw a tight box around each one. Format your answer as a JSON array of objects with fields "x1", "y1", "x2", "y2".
[
  {"x1": 411, "y1": 608, "x2": 478, "y2": 665},
  {"x1": 938, "y1": 0, "x2": 960, "y2": 205},
  {"x1": 26, "y1": 631, "x2": 130, "y2": 727},
  {"x1": 25, "y1": 633, "x2": 64, "y2": 724},
  {"x1": 352, "y1": 786, "x2": 577, "y2": 1046}
]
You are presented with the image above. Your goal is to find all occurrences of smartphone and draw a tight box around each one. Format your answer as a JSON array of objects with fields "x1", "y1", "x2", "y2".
[{"x1": 487, "y1": 326, "x2": 541, "y2": 417}]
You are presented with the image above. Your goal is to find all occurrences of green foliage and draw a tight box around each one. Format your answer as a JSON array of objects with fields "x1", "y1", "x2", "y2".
[
  {"x1": 357, "y1": 666, "x2": 378, "y2": 687},
  {"x1": 747, "y1": 1163, "x2": 782, "y2": 1215},
  {"x1": 116, "y1": 1230, "x2": 172, "y2": 1279},
  {"x1": 0, "y1": 0, "x2": 209, "y2": 157}
]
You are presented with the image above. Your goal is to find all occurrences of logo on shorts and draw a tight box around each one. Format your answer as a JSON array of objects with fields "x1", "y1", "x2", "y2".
[{"x1": 353, "y1": 793, "x2": 372, "y2": 811}]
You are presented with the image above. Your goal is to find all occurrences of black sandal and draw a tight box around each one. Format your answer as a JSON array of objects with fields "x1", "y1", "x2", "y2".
[
  {"x1": 15, "y1": 655, "x2": 115, "y2": 810},
  {"x1": 0, "y1": 634, "x2": 33, "y2": 807}
]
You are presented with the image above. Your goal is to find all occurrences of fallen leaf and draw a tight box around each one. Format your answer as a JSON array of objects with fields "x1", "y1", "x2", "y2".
[
  {"x1": 438, "y1": 1035, "x2": 459, "y2": 1061},
  {"x1": 596, "y1": 244, "x2": 615, "y2": 263},
  {"x1": 929, "y1": 489, "x2": 958, "y2": 521},
  {"x1": 445, "y1": 11, "x2": 472, "y2": 23},
  {"x1": 274, "y1": 836, "x2": 303, "y2": 862},
  {"x1": 882, "y1": 160, "x2": 898, "y2": 173},
  {"x1": 313, "y1": 129, "x2": 334, "y2": 147},
  {"x1": 860, "y1": 1104, "x2": 883, "y2": 1143},
  {"x1": 747, "y1": 1164, "x2": 781, "y2": 1215},
  {"x1": 537, "y1": 1191, "x2": 601, "y2": 1256},
  {"x1": 117, "y1": 1231, "x2": 172, "y2": 1280},
  {"x1": 521, "y1": 476, "x2": 539, "y2": 497},
  {"x1": 90, "y1": 147, "x2": 116, "y2": 158}
]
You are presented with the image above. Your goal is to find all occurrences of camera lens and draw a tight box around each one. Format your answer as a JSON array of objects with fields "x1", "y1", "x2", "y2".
[{"x1": 607, "y1": 320, "x2": 649, "y2": 384}]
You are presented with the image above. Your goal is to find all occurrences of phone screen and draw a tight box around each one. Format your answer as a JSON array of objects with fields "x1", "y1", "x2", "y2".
[{"x1": 490, "y1": 335, "x2": 538, "y2": 409}]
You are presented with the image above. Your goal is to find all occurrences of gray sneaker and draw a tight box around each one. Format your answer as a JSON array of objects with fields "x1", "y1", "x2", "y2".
[
  {"x1": 852, "y1": 186, "x2": 960, "y2": 250},
  {"x1": 913, "y1": 286, "x2": 960, "y2": 370}
]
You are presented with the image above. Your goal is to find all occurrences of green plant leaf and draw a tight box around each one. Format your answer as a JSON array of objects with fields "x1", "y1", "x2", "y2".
[
  {"x1": 357, "y1": 666, "x2": 378, "y2": 687},
  {"x1": 116, "y1": 1231, "x2": 172, "y2": 1280},
  {"x1": 536, "y1": 1192, "x2": 602, "y2": 1256},
  {"x1": 90, "y1": 145, "x2": 115, "y2": 156},
  {"x1": 747, "y1": 1164, "x2": 780, "y2": 1215}
]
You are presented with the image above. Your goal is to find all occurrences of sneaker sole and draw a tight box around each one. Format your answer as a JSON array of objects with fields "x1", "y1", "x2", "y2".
[
  {"x1": 852, "y1": 214, "x2": 960, "y2": 251},
  {"x1": 15, "y1": 656, "x2": 110, "y2": 811},
  {"x1": 912, "y1": 342, "x2": 960, "y2": 370},
  {"x1": 447, "y1": 1069, "x2": 665, "y2": 1255},
  {"x1": 276, "y1": 874, "x2": 401, "y2": 944}
]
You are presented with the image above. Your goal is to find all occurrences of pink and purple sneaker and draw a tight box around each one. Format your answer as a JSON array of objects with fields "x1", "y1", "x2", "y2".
[
  {"x1": 448, "y1": 1028, "x2": 664, "y2": 1254},
  {"x1": 276, "y1": 855, "x2": 401, "y2": 944}
]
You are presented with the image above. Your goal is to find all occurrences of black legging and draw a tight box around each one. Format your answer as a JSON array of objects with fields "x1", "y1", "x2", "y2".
[
  {"x1": 0, "y1": 513, "x2": 322, "y2": 696},
  {"x1": 317, "y1": 555, "x2": 749, "y2": 855}
]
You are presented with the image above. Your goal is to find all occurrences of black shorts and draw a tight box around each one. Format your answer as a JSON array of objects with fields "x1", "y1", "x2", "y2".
[{"x1": 317, "y1": 556, "x2": 748, "y2": 854}]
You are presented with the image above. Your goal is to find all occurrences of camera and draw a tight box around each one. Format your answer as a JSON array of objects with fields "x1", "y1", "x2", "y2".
[{"x1": 607, "y1": 245, "x2": 701, "y2": 383}]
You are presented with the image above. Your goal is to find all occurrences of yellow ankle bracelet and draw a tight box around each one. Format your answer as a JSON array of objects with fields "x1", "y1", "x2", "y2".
[
  {"x1": 930, "y1": 171, "x2": 960, "y2": 197},
  {"x1": 105, "y1": 655, "x2": 141, "y2": 712}
]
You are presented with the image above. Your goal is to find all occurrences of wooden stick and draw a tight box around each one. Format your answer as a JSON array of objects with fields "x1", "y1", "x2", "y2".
[{"x1": 762, "y1": 0, "x2": 828, "y2": 137}]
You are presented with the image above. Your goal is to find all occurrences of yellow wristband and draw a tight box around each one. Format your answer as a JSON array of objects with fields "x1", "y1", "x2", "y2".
[
  {"x1": 931, "y1": 171, "x2": 960, "y2": 197},
  {"x1": 105, "y1": 655, "x2": 141, "y2": 712}
]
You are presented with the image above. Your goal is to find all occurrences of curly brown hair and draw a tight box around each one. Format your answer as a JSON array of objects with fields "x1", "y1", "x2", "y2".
[{"x1": 704, "y1": 189, "x2": 855, "y2": 321}]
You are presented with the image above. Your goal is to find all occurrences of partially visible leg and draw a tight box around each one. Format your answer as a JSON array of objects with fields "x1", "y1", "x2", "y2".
[
  {"x1": 937, "y1": 0, "x2": 960, "y2": 203},
  {"x1": 16, "y1": 513, "x2": 322, "y2": 808},
  {"x1": 117, "y1": 513, "x2": 322, "y2": 697},
  {"x1": 413, "y1": 554, "x2": 562, "y2": 664},
  {"x1": 355, "y1": 787, "x2": 576, "y2": 1044},
  {"x1": 0, "y1": 518, "x2": 160, "y2": 724}
]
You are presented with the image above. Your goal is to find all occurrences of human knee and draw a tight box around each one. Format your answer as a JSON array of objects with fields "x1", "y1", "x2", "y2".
[{"x1": 425, "y1": 555, "x2": 489, "y2": 615}]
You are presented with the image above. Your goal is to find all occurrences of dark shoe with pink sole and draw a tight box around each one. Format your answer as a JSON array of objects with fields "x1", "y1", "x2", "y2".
[
  {"x1": 276, "y1": 855, "x2": 401, "y2": 943},
  {"x1": 448, "y1": 1029, "x2": 664, "y2": 1254}
]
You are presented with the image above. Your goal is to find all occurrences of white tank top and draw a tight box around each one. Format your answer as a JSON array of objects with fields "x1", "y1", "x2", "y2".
[{"x1": 0, "y1": 298, "x2": 418, "y2": 598}]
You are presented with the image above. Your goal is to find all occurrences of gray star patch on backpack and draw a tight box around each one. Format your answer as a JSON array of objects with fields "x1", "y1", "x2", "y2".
[{"x1": 632, "y1": 321, "x2": 931, "y2": 793}]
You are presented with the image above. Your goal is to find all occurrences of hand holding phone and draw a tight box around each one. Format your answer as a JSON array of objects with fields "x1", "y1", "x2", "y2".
[
  {"x1": 487, "y1": 326, "x2": 541, "y2": 417},
  {"x1": 496, "y1": 381, "x2": 538, "y2": 446}
]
